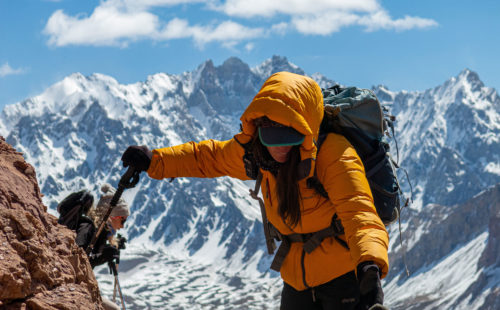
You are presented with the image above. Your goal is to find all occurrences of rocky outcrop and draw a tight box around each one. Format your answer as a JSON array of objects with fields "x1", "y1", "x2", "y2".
[
  {"x1": 387, "y1": 183, "x2": 500, "y2": 309},
  {"x1": 0, "y1": 136, "x2": 103, "y2": 309},
  {"x1": 389, "y1": 183, "x2": 500, "y2": 276}
]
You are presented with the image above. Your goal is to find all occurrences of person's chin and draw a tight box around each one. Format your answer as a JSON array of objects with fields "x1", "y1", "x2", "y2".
[{"x1": 276, "y1": 157, "x2": 287, "y2": 163}]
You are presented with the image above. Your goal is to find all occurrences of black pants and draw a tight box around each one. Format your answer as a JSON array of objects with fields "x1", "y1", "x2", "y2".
[{"x1": 280, "y1": 271, "x2": 363, "y2": 310}]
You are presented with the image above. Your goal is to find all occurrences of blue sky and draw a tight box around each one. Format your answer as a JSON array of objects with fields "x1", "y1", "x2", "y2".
[{"x1": 1, "y1": 0, "x2": 499, "y2": 111}]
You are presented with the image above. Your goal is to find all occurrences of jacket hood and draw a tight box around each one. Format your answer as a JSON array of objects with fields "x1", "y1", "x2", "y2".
[{"x1": 236, "y1": 71, "x2": 324, "y2": 179}]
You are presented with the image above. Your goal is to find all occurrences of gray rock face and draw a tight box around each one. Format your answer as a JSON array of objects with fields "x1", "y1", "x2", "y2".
[
  {"x1": 387, "y1": 184, "x2": 500, "y2": 309},
  {"x1": 391, "y1": 184, "x2": 499, "y2": 275}
]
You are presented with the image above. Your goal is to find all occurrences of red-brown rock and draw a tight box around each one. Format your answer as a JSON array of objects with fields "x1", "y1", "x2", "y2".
[{"x1": 0, "y1": 136, "x2": 104, "y2": 309}]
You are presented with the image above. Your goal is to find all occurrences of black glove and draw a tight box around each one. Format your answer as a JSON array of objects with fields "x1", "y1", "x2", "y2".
[
  {"x1": 121, "y1": 145, "x2": 152, "y2": 172},
  {"x1": 100, "y1": 245, "x2": 120, "y2": 263},
  {"x1": 357, "y1": 261, "x2": 384, "y2": 309},
  {"x1": 116, "y1": 233, "x2": 127, "y2": 250}
]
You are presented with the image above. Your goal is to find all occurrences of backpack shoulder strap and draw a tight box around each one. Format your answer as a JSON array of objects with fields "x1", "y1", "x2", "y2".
[
  {"x1": 307, "y1": 133, "x2": 329, "y2": 199},
  {"x1": 249, "y1": 171, "x2": 278, "y2": 254}
]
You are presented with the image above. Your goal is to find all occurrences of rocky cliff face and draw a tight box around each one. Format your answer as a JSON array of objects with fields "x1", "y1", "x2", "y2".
[{"x1": 0, "y1": 136, "x2": 103, "y2": 309}]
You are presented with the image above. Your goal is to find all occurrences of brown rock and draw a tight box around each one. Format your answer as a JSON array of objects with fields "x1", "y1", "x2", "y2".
[{"x1": 0, "y1": 136, "x2": 104, "y2": 309}]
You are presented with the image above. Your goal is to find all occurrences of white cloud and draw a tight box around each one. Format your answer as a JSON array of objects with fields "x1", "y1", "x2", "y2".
[
  {"x1": 359, "y1": 10, "x2": 439, "y2": 32},
  {"x1": 0, "y1": 63, "x2": 25, "y2": 78},
  {"x1": 157, "y1": 18, "x2": 264, "y2": 48},
  {"x1": 44, "y1": 6, "x2": 159, "y2": 47},
  {"x1": 214, "y1": 0, "x2": 379, "y2": 18},
  {"x1": 192, "y1": 21, "x2": 263, "y2": 46},
  {"x1": 245, "y1": 42, "x2": 254, "y2": 52},
  {"x1": 215, "y1": 0, "x2": 437, "y2": 34},
  {"x1": 270, "y1": 22, "x2": 289, "y2": 36},
  {"x1": 44, "y1": 0, "x2": 262, "y2": 48},
  {"x1": 122, "y1": 0, "x2": 205, "y2": 11},
  {"x1": 292, "y1": 12, "x2": 360, "y2": 35},
  {"x1": 42, "y1": 0, "x2": 438, "y2": 48}
]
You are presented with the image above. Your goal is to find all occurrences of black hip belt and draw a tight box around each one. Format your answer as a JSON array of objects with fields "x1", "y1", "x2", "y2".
[{"x1": 270, "y1": 214, "x2": 348, "y2": 272}]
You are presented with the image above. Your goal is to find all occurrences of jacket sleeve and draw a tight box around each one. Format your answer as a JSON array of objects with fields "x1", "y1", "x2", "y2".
[
  {"x1": 317, "y1": 134, "x2": 389, "y2": 278},
  {"x1": 147, "y1": 138, "x2": 250, "y2": 181}
]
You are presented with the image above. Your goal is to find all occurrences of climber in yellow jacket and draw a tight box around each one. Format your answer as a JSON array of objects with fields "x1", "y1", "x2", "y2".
[{"x1": 121, "y1": 71, "x2": 389, "y2": 310}]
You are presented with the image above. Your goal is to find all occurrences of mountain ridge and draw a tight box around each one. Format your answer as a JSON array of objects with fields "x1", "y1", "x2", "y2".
[{"x1": 1, "y1": 56, "x2": 499, "y2": 309}]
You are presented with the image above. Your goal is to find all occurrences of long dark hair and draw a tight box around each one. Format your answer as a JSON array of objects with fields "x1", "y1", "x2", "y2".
[
  {"x1": 251, "y1": 137, "x2": 302, "y2": 227},
  {"x1": 276, "y1": 145, "x2": 302, "y2": 227}
]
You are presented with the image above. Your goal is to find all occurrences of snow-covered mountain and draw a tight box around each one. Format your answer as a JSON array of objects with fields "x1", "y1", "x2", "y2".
[
  {"x1": 1, "y1": 56, "x2": 498, "y2": 309},
  {"x1": 371, "y1": 69, "x2": 500, "y2": 309},
  {"x1": 374, "y1": 70, "x2": 500, "y2": 209}
]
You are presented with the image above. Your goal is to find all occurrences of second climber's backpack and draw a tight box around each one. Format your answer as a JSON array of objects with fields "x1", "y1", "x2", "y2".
[{"x1": 57, "y1": 190, "x2": 94, "y2": 230}]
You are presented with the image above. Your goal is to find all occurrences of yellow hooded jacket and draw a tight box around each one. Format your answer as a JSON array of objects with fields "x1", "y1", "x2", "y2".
[{"x1": 147, "y1": 71, "x2": 389, "y2": 291}]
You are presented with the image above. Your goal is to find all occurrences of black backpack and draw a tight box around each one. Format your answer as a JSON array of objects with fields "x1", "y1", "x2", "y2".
[
  {"x1": 311, "y1": 85, "x2": 409, "y2": 225},
  {"x1": 57, "y1": 190, "x2": 94, "y2": 230}
]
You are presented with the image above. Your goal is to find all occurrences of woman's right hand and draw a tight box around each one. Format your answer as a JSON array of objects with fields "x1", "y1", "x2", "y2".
[{"x1": 121, "y1": 145, "x2": 152, "y2": 172}]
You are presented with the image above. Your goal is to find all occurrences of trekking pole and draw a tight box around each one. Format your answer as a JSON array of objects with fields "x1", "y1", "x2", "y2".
[
  {"x1": 113, "y1": 276, "x2": 118, "y2": 302},
  {"x1": 108, "y1": 260, "x2": 126, "y2": 310},
  {"x1": 116, "y1": 272, "x2": 126, "y2": 310},
  {"x1": 86, "y1": 166, "x2": 140, "y2": 255}
]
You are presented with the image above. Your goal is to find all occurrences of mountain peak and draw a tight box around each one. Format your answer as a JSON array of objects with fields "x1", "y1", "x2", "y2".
[
  {"x1": 450, "y1": 68, "x2": 484, "y2": 92},
  {"x1": 458, "y1": 68, "x2": 482, "y2": 83},
  {"x1": 221, "y1": 56, "x2": 246, "y2": 68},
  {"x1": 252, "y1": 55, "x2": 305, "y2": 79}
]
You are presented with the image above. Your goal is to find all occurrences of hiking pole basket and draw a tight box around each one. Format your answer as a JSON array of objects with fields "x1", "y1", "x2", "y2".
[{"x1": 85, "y1": 166, "x2": 140, "y2": 255}]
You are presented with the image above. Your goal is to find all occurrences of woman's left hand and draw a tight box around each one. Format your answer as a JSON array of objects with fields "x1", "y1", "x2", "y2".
[{"x1": 357, "y1": 261, "x2": 384, "y2": 308}]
